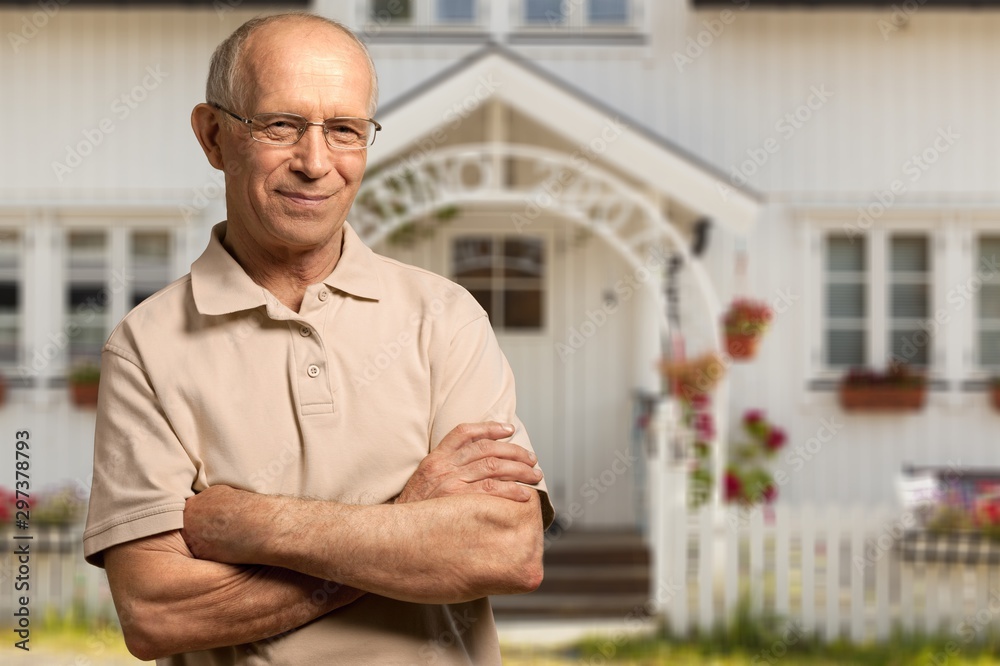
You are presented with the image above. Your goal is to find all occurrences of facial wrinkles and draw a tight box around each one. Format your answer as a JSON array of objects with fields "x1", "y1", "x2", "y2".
[
  {"x1": 227, "y1": 24, "x2": 370, "y2": 256},
  {"x1": 248, "y1": 38, "x2": 370, "y2": 111}
]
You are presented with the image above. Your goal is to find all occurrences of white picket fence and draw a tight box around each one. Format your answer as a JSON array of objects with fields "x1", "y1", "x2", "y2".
[
  {"x1": 0, "y1": 526, "x2": 118, "y2": 627},
  {"x1": 5, "y1": 514, "x2": 1000, "y2": 647},
  {"x1": 651, "y1": 502, "x2": 1000, "y2": 643}
]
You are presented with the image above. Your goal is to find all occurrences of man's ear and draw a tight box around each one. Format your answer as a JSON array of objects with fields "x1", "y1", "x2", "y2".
[{"x1": 191, "y1": 103, "x2": 226, "y2": 171}]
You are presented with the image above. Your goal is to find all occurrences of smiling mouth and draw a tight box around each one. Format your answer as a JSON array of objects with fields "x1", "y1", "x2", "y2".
[{"x1": 279, "y1": 191, "x2": 331, "y2": 206}]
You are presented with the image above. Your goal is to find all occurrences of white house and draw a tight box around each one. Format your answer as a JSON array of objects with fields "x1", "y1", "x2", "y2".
[{"x1": 2, "y1": 0, "x2": 1000, "y2": 627}]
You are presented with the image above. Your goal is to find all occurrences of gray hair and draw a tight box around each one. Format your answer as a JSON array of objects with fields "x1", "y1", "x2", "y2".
[{"x1": 206, "y1": 13, "x2": 379, "y2": 118}]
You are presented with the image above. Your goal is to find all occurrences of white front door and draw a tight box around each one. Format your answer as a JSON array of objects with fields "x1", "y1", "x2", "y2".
[{"x1": 375, "y1": 216, "x2": 643, "y2": 530}]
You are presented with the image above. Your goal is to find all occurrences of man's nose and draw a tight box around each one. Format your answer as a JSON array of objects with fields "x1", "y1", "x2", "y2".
[{"x1": 290, "y1": 124, "x2": 334, "y2": 179}]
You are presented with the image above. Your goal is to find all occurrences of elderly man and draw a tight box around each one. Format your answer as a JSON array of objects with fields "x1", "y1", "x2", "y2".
[{"x1": 83, "y1": 13, "x2": 553, "y2": 665}]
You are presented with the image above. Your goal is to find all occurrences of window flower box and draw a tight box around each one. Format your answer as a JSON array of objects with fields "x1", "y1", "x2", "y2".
[
  {"x1": 68, "y1": 362, "x2": 100, "y2": 408},
  {"x1": 838, "y1": 363, "x2": 927, "y2": 411}
]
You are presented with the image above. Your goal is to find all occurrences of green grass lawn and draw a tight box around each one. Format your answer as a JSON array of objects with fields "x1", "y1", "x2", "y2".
[
  {"x1": 13, "y1": 621, "x2": 1000, "y2": 665},
  {"x1": 502, "y1": 642, "x2": 1000, "y2": 665}
]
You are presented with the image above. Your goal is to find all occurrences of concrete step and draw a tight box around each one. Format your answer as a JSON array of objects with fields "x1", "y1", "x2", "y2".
[
  {"x1": 536, "y1": 564, "x2": 650, "y2": 595},
  {"x1": 492, "y1": 529, "x2": 652, "y2": 619},
  {"x1": 491, "y1": 592, "x2": 654, "y2": 618}
]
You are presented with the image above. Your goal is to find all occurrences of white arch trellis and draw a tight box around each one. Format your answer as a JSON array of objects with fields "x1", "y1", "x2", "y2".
[
  {"x1": 353, "y1": 144, "x2": 721, "y2": 332},
  {"x1": 351, "y1": 142, "x2": 728, "y2": 510}
]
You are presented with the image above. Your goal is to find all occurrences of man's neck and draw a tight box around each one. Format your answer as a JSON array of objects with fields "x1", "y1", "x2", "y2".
[{"x1": 222, "y1": 223, "x2": 344, "y2": 313}]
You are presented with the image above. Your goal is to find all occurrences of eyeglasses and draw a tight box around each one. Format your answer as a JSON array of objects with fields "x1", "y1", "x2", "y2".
[{"x1": 211, "y1": 103, "x2": 381, "y2": 150}]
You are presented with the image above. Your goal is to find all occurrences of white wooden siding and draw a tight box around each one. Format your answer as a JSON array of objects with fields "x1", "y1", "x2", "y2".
[{"x1": 3, "y1": 1, "x2": 999, "y2": 513}]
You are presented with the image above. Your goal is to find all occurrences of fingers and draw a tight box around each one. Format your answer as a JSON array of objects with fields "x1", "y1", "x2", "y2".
[
  {"x1": 467, "y1": 480, "x2": 534, "y2": 502},
  {"x1": 439, "y1": 421, "x2": 516, "y2": 451},
  {"x1": 454, "y1": 439, "x2": 537, "y2": 468},
  {"x1": 461, "y1": 457, "x2": 543, "y2": 486}
]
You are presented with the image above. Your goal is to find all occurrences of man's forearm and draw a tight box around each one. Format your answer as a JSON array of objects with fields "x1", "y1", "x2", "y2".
[
  {"x1": 104, "y1": 531, "x2": 364, "y2": 661},
  {"x1": 185, "y1": 487, "x2": 543, "y2": 604}
]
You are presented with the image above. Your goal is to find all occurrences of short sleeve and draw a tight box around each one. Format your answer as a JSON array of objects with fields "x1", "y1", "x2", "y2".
[
  {"x1": 82, "y1": 347, "x2": 198, "y2": 566},
  {"x1": 429, "y1": 310, "x2": 555, "y2": 529}
]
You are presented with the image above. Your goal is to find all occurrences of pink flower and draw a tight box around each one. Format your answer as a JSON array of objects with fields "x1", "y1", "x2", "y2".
[
  {"x1": 766, "y1": 428, "x2": 787, "y2": 452},
  {"x1": 694, "y1": 413, "x2": 715, "y2": 441},
  {"x1": 761, "y1": 484, "x2": 778, "y2": 503},
  {"x1": 724, "y1": 472, "x2": 743, "y2": 503},
  {"x1": 690, "y1": 393, "x2": 711, "y2": 410},
  {"x1": 743, "y1": 409, "x2": 765, "y2": 426}
]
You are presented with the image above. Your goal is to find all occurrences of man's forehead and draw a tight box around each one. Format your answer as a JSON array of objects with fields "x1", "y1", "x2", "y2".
[{"x1": 241, "y1": 22, "x2": 370, "y2": 110}]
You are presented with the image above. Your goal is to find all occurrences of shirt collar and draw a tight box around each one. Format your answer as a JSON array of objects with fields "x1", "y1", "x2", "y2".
[
  {"x1": 324, "y1": 221, "x2": 383, "y2": 302},
  {"x1": 192, "y1": 220, "x2": 382, "y2": 317}
]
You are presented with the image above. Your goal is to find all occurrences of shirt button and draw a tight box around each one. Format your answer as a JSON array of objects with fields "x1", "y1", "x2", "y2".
[
  {"x1": 307, "y1": 364, "x2": 320, "y2": 378},
  {"x1": 299, "y1": 326, "x2": 311, "y2": 337},
  {"x1": 318, "y1": 290, "x2": 329, "y2": 302}
]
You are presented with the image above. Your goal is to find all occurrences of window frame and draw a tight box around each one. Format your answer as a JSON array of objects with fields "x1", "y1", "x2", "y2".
[
  {"x1": 364, "y1": 0, "x2": 490, "y2": 34},
  {"x1": 58, "y1": 217, "x2": 183, "y2": 374},
  {"x1": 968, "y1": 219, "x2": 1000, "y2": 378},
  {"x1": 806, "y1": 213, "x2": 945, "y2": 381},
  {"x1": 514, "y1": 0, "x2": 639, "y2": 32},
  {"x1": 0, "y1": 226, "x2": 25, "y2": 370},
  {"x1": 446, "y1": 228, "x2": 550, "y2": 337},
  {"x1": 360, "y1": 0, "x2": 646, "y2": 44}
]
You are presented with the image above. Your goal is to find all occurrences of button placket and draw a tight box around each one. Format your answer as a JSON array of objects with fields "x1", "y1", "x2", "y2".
[{"x1": 289, "y1": 315, "x2": 334, "y2": 413}]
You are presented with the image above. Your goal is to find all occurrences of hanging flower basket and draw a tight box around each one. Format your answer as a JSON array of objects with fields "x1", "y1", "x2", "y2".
[
  {"x1": 659, "y1": 352, "x2": 726, "y2": 400},
  {"x1": 838, "y1": 363, "x2": 927, "y2": 412},
  {"x1": 725, "y1": 333, "x2": 762, "y2": 360},
  {"x1": 722, "y1": 299, "x2": 773, "y2": 361}
]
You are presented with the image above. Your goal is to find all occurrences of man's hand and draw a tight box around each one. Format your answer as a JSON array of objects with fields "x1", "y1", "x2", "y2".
[
  {"x1": 396, "y1": 422, "x2": 542, "y2": 504},
  {"x1": 182, "y1": 485, "x2": 267, "y2": 563}
]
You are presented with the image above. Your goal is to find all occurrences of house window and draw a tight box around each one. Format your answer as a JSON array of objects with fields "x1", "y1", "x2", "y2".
[
  {"x1": 371, "y1": 0, "x2": 413, "y2": 23},
  {"x1": 821, "y1": 229, "x2": 934, "y2": 371},
  {"x1": 522, "y1": 0, "x2": 633, "y2": 27},
  {"x1": 978, "y1": 236, "x2": 1000, "y2": 369},
  {"x1": 0, "y1": 231, "x2": 21, "y2": 365},
  {"x1": 889, "y1": 235, "x2": 932, "y2": 367},
  {"x1": 65, "y1": 227, "x2": 176, "y2": 363},
  {"x1": 525, "y1": 0, "x2": 565, "y2": 24},
  {"x1": 369, "y1": 0, "x2": 483, "y2": 27},
  {"x1": 66, "y1": 231, "x2": 109, "y2": 363},
  {"x1": 436, "y1": 0, "x2": 476, "y2": 22},
  {"x1": 453, "y1": 236, "x2": 545, "y2": 331},
  {"x1": 588, "y1": 0, "x2": 629, "y2": 23},
  {"x1": 824, "y1": 235, "x2": 867, "y2": 368},
  {"x1": 130, "y1": 231, "x2": 172, "y2": 308}
]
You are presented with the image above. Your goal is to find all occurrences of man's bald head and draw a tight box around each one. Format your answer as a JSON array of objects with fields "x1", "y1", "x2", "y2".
[{"x1": 206, "y1": 13, "x2": 379, "y2": 118}]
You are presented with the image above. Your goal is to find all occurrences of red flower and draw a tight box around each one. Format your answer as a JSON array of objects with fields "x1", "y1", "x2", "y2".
[
  {"x1": 690, "y1": 393, "x2": 711, "y2": 410},
  {"x1": 724, "y1": 471, "x2": 743, "y2": 502},
  {"x1": 694, "y1": 413, "x2": 715, "y2": 441},
  {"x1": 743, "y1": 410, "x2": 764, "y2": 426},
  {"x1": 981, "y1": 503, "x2": 1000, "y2": 526},
  {"x1": 766, "y1": 428, "x2": 787, "y2": 451}
]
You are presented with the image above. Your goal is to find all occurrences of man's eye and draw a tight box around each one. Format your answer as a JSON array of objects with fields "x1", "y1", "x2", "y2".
[{"x1": 330, "y1": 123, "x2": 362, "y2": 137}]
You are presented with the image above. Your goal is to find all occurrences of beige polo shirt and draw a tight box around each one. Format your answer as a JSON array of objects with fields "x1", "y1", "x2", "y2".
[{"x1": 83, "y1": 221, "x2": 554, "y2": 665}]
